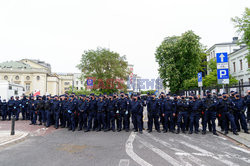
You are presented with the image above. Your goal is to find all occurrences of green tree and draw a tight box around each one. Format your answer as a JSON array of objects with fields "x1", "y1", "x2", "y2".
[
  {"x1": 155, "y1": 30, "x2": 204, "y2": 93},
  {"x1": 77, "y1": 47, "x2": 129, "y2": 94},
  {"x1": 232, "y1": 8, "x2": 250, "y2": 62}
]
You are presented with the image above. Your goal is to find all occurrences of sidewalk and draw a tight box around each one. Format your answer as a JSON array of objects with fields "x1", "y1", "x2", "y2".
[
  {"x1": 0, "y1": 130, "x2": 29, "y2": 149},
  {"x1": 218, "y1": 130, "x2": 250, "y2": 148}
]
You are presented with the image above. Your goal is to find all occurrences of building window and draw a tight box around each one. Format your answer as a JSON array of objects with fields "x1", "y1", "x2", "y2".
[
  {"x1": 64, "y1": 87, "x2": 69, "y2": 91},
  {"x1": 249, "y1": 78, "x2": 250, "y2": 84},
  {"x1": 64, "y1": 82, "x2": 70, "y2": 86},
  {"x1": 233, "y1": 62, "x2": 236, "y2": 72},
  {"x1": 14, "y1": 90, "x2": 18, "y2": 95},
  {"x1": 240, "y1": 59, "x2": 243, "y2": 70},
  {"x1": 26, "y1": 83, "x2": 30, "y2": 91},
  {"x1": 76, "y1": 87, "x2": 78, "y2": 90},
  {"x1": 81, "y1": 81, "x2": 83, "y2": 84},
  {"x1": 4, "y1": 75, "x2": 8, "y2": 80},
  {"x1": 15, "y1": 75, "x2": 19, "y2": 80},
  {"x1": 26, "y1": 76, "x2": 30, "y2": 80},
  {"x1": 37, "y1": 76, "x2": 40, "y2": 80},
  {"x1": 9, "y1": 86, "x2": 12, "y2": 90},
  {"x1": 76, "y1": 81, "x2": 78, "y2": 85}
]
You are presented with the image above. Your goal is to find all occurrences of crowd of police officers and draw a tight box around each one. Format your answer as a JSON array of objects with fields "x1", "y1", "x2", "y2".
[{"x1": 0, "y1": 90, "x2": 249, "y2": 135}]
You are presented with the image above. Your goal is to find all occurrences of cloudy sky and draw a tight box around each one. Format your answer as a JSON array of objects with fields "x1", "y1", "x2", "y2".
[{"x1": 0, "y1": 0, "x2": 248, "y2": 79}]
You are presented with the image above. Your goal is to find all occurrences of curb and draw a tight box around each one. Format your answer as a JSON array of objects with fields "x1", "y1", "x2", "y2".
[
  {"x1": 217, "y1": 131, "x2": 250, "y2": 149},
  {"x1": 0, "y1": 132, "x2": 29, "y2": 149}
]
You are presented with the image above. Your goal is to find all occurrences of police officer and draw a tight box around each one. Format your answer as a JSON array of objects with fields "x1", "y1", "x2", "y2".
[
  {"x1": 218, "y1": 93, "x2": 238, "y2": 135},
  {"x1": 45, "y1": 96, "x2": 53, "y2": 127},
  {"x1": 244, "y1": 90, "x2": 250, "y2": 123},
  {"x1": 14, "y1": 96, "x2": 22, "y2": 120},
  {"x1": 37, "y1": 96, "x2": 45, "y2": 125},
  {"x1": 176, "y1": 95, "x2": 190, "y2": 134},
  {"x1": 233, "y1": 93, "x2": 249, "y2": 133},
  {"x1": 21, "y1": 96, "x2": 29, "y2": 120},
  {"x1": 148, "y1": 93, "x2": 161, "y2": 133},
  {"x1": 107, "y1": 94, "x2": 116, "y2": 132},
  {"x1": 29, "y1": 96, "x2": 37, "y2": 125},
  {"x1": 8, "y1": 96, "x2": 15, "y2": 120},
  {"x1": 203, "y1": 91, "x2": 218, "y2": 135},
  {"x1": 78, "y1": 95, "x2": 88, "y2": 131},
  {"x1": 161, "y1": 94, "x2": 175, "y2": 133},
  {"x1": 96, "y1": 95, "x2": 107, "y2": 132},
  {"x1": 119, "y1": 92, "x2": 129, "y2": 132},
  {"x1": 52, "y1": 96, "x2": 60, "y2": 129},
  {"x1": 131, "y1": 94, "x2": 143, "y2": 134},
  {"x1": 189, "y1": 95, "x2": 203, "y2": 134},
  {"x1": 85, "y1": 94, "x2": 97, "y2": 132},
  {"x1": 1, "y1": 99, "x2": 8, "y2": 120}
]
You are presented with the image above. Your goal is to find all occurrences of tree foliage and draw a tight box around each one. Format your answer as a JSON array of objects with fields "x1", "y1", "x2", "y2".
[
  {"x1": 155, "y1": 30, "x2": 204, "y2": 93},
  {"x1": 77, "y1": 47, "x2": 129, "y2": 94},
  {"x1": 232, "y1": 7, "x2": 250, "y2": 62}
]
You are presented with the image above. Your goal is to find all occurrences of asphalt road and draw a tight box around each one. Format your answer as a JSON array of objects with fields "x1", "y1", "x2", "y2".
[{"x1": 0, "y1": 125, "x2": 250, "y2": 166}]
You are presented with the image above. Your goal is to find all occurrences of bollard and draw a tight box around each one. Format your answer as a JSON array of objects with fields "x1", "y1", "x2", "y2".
[{"x1": 11, "y1": 115, "x2": 15, "y2": 135}]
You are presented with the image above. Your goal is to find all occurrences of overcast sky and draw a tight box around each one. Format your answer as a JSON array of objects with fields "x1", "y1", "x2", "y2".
[{"x1": 0, "y1": 0, "x2": 249, "y2": 79}]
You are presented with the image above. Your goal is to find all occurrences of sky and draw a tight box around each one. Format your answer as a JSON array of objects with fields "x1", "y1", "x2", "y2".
[{"x1": 0, "y1": 0, "x2": 249, "y2": 79}]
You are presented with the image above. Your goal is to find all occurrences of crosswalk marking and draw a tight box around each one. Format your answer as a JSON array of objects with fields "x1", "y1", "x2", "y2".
[
  {"x1": 136, "y1": 135, "x2": 182, "y2": 166},
  {"x1": 125, "y1": 132, "x2": 152, "y2": 166}
]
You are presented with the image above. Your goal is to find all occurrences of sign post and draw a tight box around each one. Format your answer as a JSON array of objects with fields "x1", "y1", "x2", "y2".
[
  {"x1": 216, "y1": 52, "x2": 229, "y2": 93},
  {"x1": 198, "y1": 72, "x2": 203, "y2": 98}
]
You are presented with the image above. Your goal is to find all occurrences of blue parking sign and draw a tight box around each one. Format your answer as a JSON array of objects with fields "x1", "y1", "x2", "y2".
[
  {"x1": 198, "y1": 72, "x2": 202, "y2": 82},
  {"x1": 217, "y1": 69, "x2": 229, "y2": 79},
  {"x1": 87, "y1": 79, "x2": 93, "y2": 86}
]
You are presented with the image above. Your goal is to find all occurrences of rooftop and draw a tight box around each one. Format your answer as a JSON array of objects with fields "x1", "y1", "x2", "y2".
[{"x1": 0, "y1": 61, "x2": 32, "y2": 69}]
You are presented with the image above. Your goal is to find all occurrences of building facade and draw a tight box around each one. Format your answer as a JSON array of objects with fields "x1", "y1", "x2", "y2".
[
  {"x1": 229, "y1": 46, "x2": 250, "y2": 84},
  {"x1": 0, "y1": 59, "x2": 79, "y2": 96}
]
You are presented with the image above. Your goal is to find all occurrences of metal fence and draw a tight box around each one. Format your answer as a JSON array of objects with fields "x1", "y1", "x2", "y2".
[{"x1": 179, "y1": 81, "x2": 250, "y2": 97}]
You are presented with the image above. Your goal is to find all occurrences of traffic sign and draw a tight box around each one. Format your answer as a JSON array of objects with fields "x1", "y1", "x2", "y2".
[
  {"x1": 87, "y1": 79, "x2": 93, "y2": 86},
  {"x1": 217, "y1": 69, "x2": 229, "y2": 79},
  {"x1": 216, "y1": 52, "x2": 229, "y2": 85},
  {"x1": 198, "y1": 72, "x2": 202, "y2": 87},
  {"x1": 216, "y1": 52, "x2": 228, "y2": 63}
]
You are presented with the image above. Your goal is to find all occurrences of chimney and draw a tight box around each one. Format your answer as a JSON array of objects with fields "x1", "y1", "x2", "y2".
[{"x1": 232, "y1": 37, "x2": 238, "y2": 43}]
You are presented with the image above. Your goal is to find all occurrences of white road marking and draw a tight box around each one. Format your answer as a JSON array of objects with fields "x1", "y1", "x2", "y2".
[
  {"x1": 136, "y1": 135, "x2": 182, "y2": 166},
  {"x1": 144, "y1": 133, "x2": 206, "y2": 166},
  {"x1": 228, "y1": 145, "x2": 250, "y2": 154},
  {"x1": 119, "y1": 159, "x2": 130, "y2": 166},
  {"x1": 224, "y1": 152, "x2": 250, "y2": 163},
  {"x1": 180, "y1": 141, "x2": 238, "y2": 166},
  {"x1": 125, "y1": 132, "x2": 152, "y2": 166}
]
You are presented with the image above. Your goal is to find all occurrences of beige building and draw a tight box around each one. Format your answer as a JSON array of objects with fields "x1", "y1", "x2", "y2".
[{"x1": 0, "y1": 59, "x2": 74, "y2": 96}]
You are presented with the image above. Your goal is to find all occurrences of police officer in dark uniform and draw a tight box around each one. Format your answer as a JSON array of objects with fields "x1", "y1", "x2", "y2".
[
  {"x1": 161, "y1": 94, "x2": 175, "y2": 133},
  {"x1": 8, "y1": 96, "x2": 15, "y2": 120},
  {"x1": 107, "y1": 94, "x2": 116, "y2": 132},
  {"x1": 131, "y1": 94, "x2": 143, "y2": 134},
  {"x1": 119, "y1": 92, "x2": 129, "y2": 132},
  {"x1": 85, "y1": 94, "x2": 97, "y2": 132},
  {"x1": 78, "y1": 95, "x2": 88, "y2": 131},
  {"x1": 244, "y1": 90, "x2": 250, "y2": 124},
  {"x1": 96, "y1": 95, "x2": 106, "y2": 131},
  {"x1": 52, "y1": 96, "x2": 60, "y2": 129},
  {"x1": 189, "y1": 95, "x2": 203, "y2": 134},
  {"x1": 176, "y1": 95, "x2": 190, "y2": 134},
  {"x1": 148, "y1": 93, "x2": 161, "y2": 133},
  {"x1": 21, "y1": 96, "x2": 29, "y2": 120},
  {"x1": 218, "y1": 93, "x2": 238, "y2": 135},
  {"x1": 202, "y1": 91, "x2": 218, "y2": 135},
  {"x1": 233, "y1": 93, "x2": 249, "y2": 133},
  {"x1": 14, "y1": 96, "x2": 22, "y2": 120},
  {"x1": 1, "y1": 99, "x2": 8, "y2": 120},
  {"x1": 45, "y1": 95, "x2": 53, "y2": 127}
]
